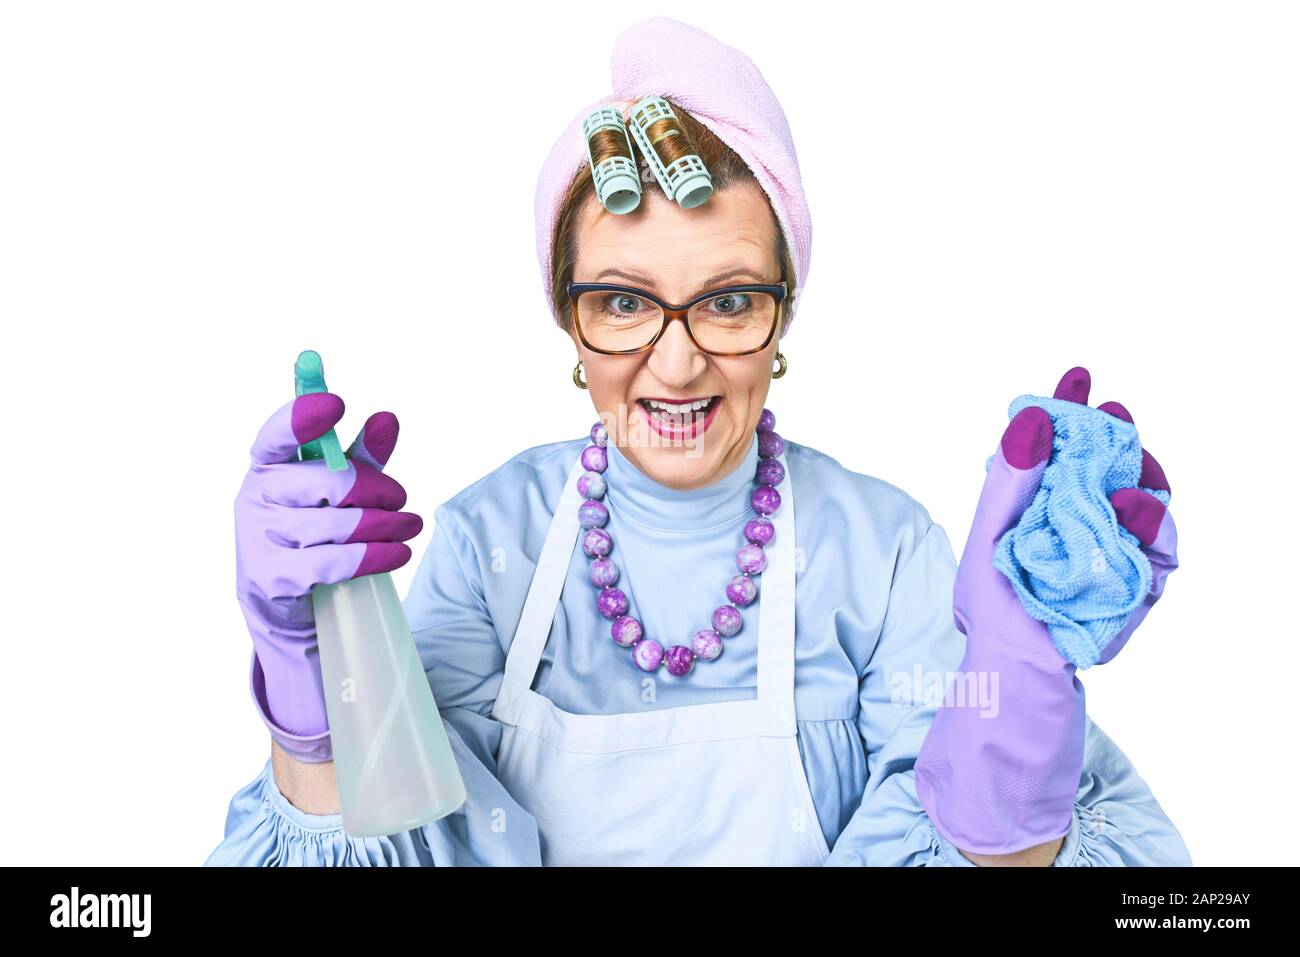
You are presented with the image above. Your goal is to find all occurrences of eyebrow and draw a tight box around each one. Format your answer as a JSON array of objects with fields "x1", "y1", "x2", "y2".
[{"x1": 592, "y1": 266, "x2": 766, "y2": 290}]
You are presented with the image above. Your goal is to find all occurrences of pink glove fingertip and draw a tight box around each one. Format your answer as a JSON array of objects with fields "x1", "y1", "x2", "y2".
[
  {"x1": 1111, "y1": 487, "x2": 1167, "y2": 547},
  {"x1": 338, "y1": 461, "x2": 408, "y2": 511},
  {"x1": 291, "y1": 392, "x2": 345, "y2": 444},
  {"x1": 1097, "y1": 400, "x2": 1132, "y2": 422},
  {"x1": 1052, "y1": 366, "x2": 1092, "y2": 404},
  {"x1": 345, "y1": 509, "x2": 423, "y2": 544},
  {"x1": 1140, "y1": 450, "x2": 1171, "y2": 495},
  {"x1": 352, "y1": 541, "x2": 413, "y2": 579},
  {"x1": 1098, "y1": 400, "x2": 1171, "y2": 495},
  {"x1": 349, "y1": 411, "x2": 400, "y2": 470},
  {"x1": 1000, "y1": 405, "x2": 1054, "y2": 469}
]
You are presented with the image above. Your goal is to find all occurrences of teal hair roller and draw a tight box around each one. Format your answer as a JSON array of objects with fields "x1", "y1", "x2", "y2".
[
  {"x1": 582, "y1": 106, "x2": 642, "y2": 214},
  {"x1": 293, "y1": 350, "x2": 349, "y2": 472},
  {"x1": 627, "y1": 95, "x2": 713, "y2": 210}
]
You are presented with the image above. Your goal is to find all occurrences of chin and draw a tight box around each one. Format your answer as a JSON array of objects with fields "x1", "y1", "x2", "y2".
[{"x1": 623, "y1": 403, "x2": 743, "y2": 489}]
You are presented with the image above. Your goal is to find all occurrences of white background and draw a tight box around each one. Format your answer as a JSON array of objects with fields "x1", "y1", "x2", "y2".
[{"x1": 2, "y1": 1, "x2": 1295, "y2": 866}]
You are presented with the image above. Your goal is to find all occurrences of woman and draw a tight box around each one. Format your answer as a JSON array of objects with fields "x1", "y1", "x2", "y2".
[{"x1": 207, "y1": 17, "x2": 1189, "y2": 867}]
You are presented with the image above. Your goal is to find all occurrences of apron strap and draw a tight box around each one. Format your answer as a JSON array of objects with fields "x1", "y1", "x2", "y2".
[{"x1": 493, "y1": 451, "x2": 589, "y2": 724}]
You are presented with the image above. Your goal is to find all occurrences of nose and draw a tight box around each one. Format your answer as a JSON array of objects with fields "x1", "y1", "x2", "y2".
[{"x1": 645, "y1": 316, "x2": 709, "y2": 387}]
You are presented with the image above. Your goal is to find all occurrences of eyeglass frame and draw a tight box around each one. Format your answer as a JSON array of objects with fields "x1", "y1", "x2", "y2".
[{"x1": 565, "y1": 279, "x2": 788, "y2": 357}]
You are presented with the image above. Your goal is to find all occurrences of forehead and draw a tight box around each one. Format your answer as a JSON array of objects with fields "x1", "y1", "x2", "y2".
[{"x1": 572, "y1": 180, "x2": 780, "y2": 295}]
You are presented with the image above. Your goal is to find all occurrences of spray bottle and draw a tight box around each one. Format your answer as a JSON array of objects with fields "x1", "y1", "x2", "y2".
[{"x1": 294, "y1": 349, "x2": 467, "y2": 837}]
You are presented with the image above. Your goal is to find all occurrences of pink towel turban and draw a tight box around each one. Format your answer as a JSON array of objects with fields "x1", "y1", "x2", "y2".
[{"x1": 534, "y1": 16, "x2": 812, "y2": 336}]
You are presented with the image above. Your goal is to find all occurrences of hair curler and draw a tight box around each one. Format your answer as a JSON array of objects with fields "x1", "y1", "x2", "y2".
[
  {"x1": 583, "y1": 106, "x2": 643, "y2": 214},
  {"x1": 294, "y1": 350, "x2": 467, "y2": 837},
  {"x1": 627, "y1": 95, "x2": 713, "y2": 209}
]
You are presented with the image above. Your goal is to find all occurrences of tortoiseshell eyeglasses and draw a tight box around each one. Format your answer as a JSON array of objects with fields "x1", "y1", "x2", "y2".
[{"x1": 566, "y1": 280, "x2": 787, "y2": 356}]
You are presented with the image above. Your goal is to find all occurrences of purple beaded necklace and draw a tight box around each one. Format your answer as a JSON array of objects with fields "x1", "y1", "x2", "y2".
[{"x1": 574, "y1": 408, "x2": 787, "y2": 677}]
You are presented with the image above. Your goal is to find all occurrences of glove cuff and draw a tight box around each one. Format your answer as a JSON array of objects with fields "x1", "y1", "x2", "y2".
[
  {"x1": 915, "y1": 628, "x2": 1085, "y2": 855},
  {"x1": 248, "y1": 650, "x2": 333, "y2": 764}
]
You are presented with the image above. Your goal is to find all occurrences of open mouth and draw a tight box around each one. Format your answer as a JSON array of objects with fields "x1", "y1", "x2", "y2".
[{"x1": 636, "y1": 395, "x2": 723, "y2": 439}]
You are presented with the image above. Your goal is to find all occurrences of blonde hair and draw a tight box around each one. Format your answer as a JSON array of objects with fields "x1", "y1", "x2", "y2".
[{"x1": 549, "y1": 97, "x2": 795, "y2": 333}]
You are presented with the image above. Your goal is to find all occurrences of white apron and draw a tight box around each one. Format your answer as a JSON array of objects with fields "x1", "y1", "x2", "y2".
[{"x1": 490, "y1": 447, "x2": 831, "y2": 866}]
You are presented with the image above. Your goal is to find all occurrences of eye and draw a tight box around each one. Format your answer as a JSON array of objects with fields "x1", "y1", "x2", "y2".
[
  {"x1": 703, "y1": 293, "x2": 752, "y2": 315},
  {"x1": 603, "y1": 293, "x2": 650, "y2": 316}
]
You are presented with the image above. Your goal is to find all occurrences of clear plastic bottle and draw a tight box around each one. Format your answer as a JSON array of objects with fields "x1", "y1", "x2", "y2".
[
  {"x1": 313, "y1": 573, "x2": 467, "y2": 837},
  {"x1": 295, "y1": 350, "x2": 466, "y2": 837}
]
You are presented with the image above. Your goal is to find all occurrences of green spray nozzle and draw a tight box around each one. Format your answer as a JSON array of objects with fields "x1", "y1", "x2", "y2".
[{"x1": 294, "y1": 349, "x2": 349, "y2": 472}]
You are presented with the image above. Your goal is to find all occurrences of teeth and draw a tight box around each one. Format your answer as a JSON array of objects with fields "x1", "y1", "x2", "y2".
[{"x1": 646, "y1": 398, "x2": 713, "y2": 414}]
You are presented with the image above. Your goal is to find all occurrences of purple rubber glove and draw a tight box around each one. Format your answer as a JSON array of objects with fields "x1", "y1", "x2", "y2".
[
  {"x1": 235, "y1": 393, "x2": 423, "y2": 763},
  {"x1": 915, "y1": 366, "x2": 1178, "y2": 856}
]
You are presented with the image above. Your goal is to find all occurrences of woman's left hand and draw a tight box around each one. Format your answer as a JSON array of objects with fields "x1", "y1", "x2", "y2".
[
  {"x1": 915, "y1": 365, "x2": 1179, "y2": 858},
  {"x1": 955, "y1": 365, "x2": 1178, "y2": 671}
]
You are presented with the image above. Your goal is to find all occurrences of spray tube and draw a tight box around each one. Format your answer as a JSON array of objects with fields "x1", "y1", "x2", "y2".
[{"x1": 294, "y1": 350, "x2": 467, "y2": 837}]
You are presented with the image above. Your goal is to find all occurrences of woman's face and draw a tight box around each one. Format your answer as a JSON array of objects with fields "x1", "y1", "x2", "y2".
[{"x1": 570, "y1": 179, "x2": 783, "y2": 490}]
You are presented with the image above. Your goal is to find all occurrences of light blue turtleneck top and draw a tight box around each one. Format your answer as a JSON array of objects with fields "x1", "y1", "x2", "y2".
[{"x1": 206, "y1": 433, "x2": 1191, "y2": 866}]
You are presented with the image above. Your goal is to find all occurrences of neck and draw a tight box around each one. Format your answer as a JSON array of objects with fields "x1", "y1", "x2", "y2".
[{"x1": 603, "y1": 433, "x2": 759, "y2": 532}]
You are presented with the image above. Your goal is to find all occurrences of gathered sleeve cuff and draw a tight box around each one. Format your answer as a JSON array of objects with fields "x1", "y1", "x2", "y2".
[
  {"x1": 204, "y1": 713, "x2": 543, "y2": 866},
  {"x1": 828, "y1": 713, "x2": 1191, "y2": 867}
]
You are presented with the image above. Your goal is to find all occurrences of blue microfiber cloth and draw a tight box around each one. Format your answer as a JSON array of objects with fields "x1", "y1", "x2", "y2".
[{"x1": 991, "y1": 394, "x2": 1171, "y2": 670}]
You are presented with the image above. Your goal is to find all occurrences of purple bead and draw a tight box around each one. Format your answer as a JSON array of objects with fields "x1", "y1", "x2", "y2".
[
  {"x1": 692, "y1": 629, "x2": 723, "y2": 661},
  {"x1": 757, "y1": 409, "x2": 776, "y2": 433},
  {"x1": 736, "y1": 543, "x2": 768, "y2": 575},
  {"x1": 582, "y1": 527, "x2": 612, "y2": 557},
  {"x1": 578, "y1": 499, "x2": 609, "y2": 528},
  {"x1": 751, "y1": 485, "x2": 781, "y2": 516},
  {"x1": 744, "y1": 517, "x2": 775, "y2": 546},
  {"x1": 590, "y1": 422, "x2": 608, "y2": 447},
  {"x1": 757, "y1": 431, "x2": 785, "y2": 459},
  {"x1": 596, "y1": 586, "x2": 628, "y2": 619},
  {"x1": 755, "y1": 459, "x2": 784, "y2": 488},
  {"x1": 581, "y1": 445, "x2": 608, "y2": 473},
  {"x1": 711, "y1": 605, "x2": 742, "y2": 637},
  {"x1": 611, "y1": 615, "x2": 642, "y2": 647},
  {"x1": 577, "y1": 471, "x2": 607, "y2": 499},
  {"x1": 726, "y1": 574, "x2": 758, "y2": 606},
  {"x1": 588, "y1": 557, "x2": 619, "y2": 588},
  {"x1": 664, "y1": 645, "x2": 696, "y2": 676},
  {"x1": 633, "y1": 638, "x2": 665, "y2": 672}
]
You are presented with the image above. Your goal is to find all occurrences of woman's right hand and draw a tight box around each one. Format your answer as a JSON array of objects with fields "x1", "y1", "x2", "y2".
[{"x1": 234, "y1": 392, "x2": 423, "y2": 761}]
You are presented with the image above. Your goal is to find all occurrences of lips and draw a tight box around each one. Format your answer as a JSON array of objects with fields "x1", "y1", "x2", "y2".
[{"x1": 636, "y1": 395, "x2": 722, "y2": 440}]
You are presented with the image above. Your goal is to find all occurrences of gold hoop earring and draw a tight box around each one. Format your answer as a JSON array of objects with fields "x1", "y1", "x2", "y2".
[
  {"x1": 573, "y1": 360, "x2": 588, "y2": 390},
  {"x1": 771, "y1": 351, "x2": 788, "y2": 380}
]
